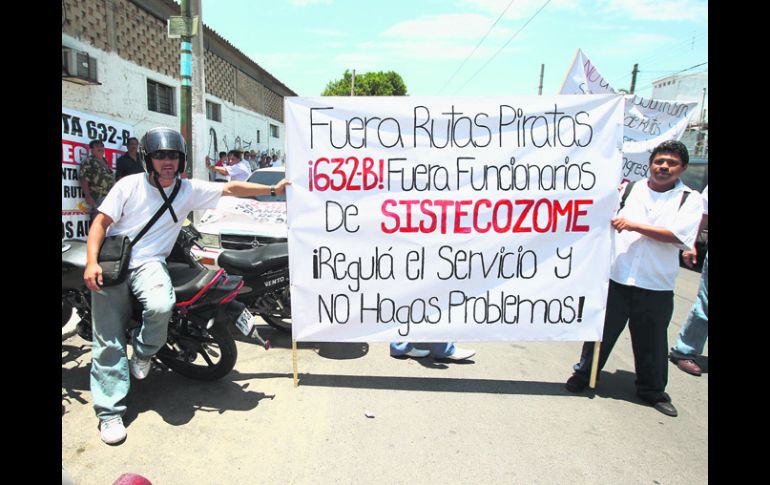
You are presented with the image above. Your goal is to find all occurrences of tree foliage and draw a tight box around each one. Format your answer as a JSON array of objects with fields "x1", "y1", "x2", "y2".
[{"x1": 322, "y1": 70, "x2": 408, "y2": 96}]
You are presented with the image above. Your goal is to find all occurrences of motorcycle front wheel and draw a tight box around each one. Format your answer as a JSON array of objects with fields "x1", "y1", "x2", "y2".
[{"x1": 156, "y1": 319, "x2": 237, "y2": 381}]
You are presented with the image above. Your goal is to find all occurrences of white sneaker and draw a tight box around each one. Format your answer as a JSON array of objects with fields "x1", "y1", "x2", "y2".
[
  {"x1": 130, "y1": 353, "x2": 152, "y2": 380},
  {"x1": 442, "y1": 348, "x2": 476, "y2": 361},
  {"x1": 404, "y1": 348, "x2": 431, "y2": 358},
  {"x1": 100, "y1": 417, "x2": 126, "y2": 444}
]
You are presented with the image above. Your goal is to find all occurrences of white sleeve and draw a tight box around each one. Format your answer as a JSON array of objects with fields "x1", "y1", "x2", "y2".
[
  {"x1": 96, "y1": 177, "x2": 131, "y2": 223},
  {"x1": 668, "y1": 191, "x2": 703, "y2": 250},
  {"x1": 187, "y1": 179, "x2": 224, "y2": 211},
  {"x1": 702, "y1": 185, "x2": 708, "y2": 215}
]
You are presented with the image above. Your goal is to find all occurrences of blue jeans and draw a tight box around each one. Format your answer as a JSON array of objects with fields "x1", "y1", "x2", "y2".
[
  {"x1": 90, "y1": 261, "x2": 176, "y2": 421},
  {"x1": 671, "y1": 252, "x2": 708, "y2": 359},
  {"x1": 390, "y1": 342, "x2": 456, "y2": 358}
]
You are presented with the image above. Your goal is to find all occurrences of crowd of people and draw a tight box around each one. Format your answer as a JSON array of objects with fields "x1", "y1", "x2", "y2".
[{"x1": 76, "y1": 130, "x2": 708, "y2": 445}]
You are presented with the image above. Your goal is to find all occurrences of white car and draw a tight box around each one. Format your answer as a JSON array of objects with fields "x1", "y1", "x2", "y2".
[{"x1": 192, "y1": 166, "x2": 287, "y2": 266}]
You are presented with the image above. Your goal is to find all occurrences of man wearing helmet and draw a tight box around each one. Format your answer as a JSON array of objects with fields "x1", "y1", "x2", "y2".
[{"x1": 83, "y1": 127, "x2": 289, "y2": 445}]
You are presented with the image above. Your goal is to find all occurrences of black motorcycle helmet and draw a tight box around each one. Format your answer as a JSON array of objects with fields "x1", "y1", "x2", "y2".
[{"x1": 141, "y1": 127, "x2": 186, "y2": 175}]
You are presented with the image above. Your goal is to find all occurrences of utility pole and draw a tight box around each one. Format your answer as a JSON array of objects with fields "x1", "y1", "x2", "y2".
[
  {"x1": 190, "y1": 0, "x2": 206, "y2": 185},
  {"x1": 538, "y1": 64, "x2": 544, "y2": 95},
  {"x1": 629, "y1": 63, "x2": 639, "y2": 94},
  {"x1": 179, "y1": 0, "x2": 193, "y2": 176},
  {"x1": 351, "y1": 69, "x2": 356, "y2": 96}
]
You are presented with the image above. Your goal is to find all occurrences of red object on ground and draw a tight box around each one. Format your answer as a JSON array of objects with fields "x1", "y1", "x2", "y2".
[{"x1": 112, "y1": 473, "x2": 152, "y2": 485}]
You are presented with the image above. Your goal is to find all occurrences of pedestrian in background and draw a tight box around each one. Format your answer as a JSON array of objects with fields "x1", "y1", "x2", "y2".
[{"x1": 670, "y1": 185, "x2": 708, "y2": 376}]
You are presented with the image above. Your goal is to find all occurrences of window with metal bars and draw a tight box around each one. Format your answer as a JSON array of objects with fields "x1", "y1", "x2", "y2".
[{"x1": 147, "y1": 79, "x2": 175, "y2": 115}]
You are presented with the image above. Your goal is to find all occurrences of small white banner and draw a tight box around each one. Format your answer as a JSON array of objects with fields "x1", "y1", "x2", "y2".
[
  {"x1": 560, "y1": 49, "x2": 697, "y2": 183},
  {"x1": 286, "y1": 95, "x2": 624, "y2": 342}
]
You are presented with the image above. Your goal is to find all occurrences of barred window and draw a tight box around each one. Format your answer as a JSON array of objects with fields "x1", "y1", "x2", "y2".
[
  {"x1": 206, "y1": 101, "x2": 221, "y2": 122},
  {"x1": 147, "y1": 80, "x2": 175, "y2": 115},
  {"x1": 270, "y1": 124, "x2": 279, "y2": 138}
]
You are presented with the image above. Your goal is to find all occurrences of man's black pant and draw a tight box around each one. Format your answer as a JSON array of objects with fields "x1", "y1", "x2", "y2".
[{"x1": 575, "y1": 280, "x2": 674, "y2": 403}]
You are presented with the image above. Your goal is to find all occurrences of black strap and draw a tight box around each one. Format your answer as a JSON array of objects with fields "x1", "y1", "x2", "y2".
[
  {"x1": 129, "y1": 178, "x2": 182, "y2": 249},
  {"x1": 617, "y1": 179, "x2": 691, "y2": 213},
  {"x1": 153, "y1": 172, "x2": 179, "y2": 223}
]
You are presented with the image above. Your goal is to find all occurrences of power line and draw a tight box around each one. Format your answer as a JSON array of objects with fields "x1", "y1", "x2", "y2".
[
  {"x1": 455, "y1": 0, "x2": 553, "y2": 94},
  {"x1": 438, "y1": 0, "x2": 517, "y2": 94},
  {"x1": 610, "y1": 31, "x2": 707, "y2": 85},
  {"x1": 633, "y1": 62, "x2": 708, "y2": 94}
]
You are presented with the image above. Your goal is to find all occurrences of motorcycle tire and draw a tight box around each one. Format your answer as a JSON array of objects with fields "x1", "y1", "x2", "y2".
[
  {"x1": 257, "y1": 286, "x2": 292, "y2": 333},
  {"x1": 156, "y1": 321, "x2": 238, "y2": 381},
  {"x1": 62, "y1": 300, "x2": 73, "y2": 327}
]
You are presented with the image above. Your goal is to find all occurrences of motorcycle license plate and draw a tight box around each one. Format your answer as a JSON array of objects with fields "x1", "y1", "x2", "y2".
[{"x1": 235, "y1": 308, "x2": 258, "y2": 337}]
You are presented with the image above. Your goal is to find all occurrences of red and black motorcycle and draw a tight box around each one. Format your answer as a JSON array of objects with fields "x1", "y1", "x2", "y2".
[{"x1": 61, "y1": 224, "x2": 269, "y2": 381}]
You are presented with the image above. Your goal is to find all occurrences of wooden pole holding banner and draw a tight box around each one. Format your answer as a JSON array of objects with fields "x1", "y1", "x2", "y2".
[
  {"x1": 292, "y1": 339, "x2": 299, "y2": 387},
  {"x1": 589, "y1": 341, "x2": 601, "y2": 389}
]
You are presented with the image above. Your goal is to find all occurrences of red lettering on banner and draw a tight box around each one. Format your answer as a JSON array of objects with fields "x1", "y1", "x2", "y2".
[{"x1": 379, "y1": 198, "x2": 594, "y2": 235}]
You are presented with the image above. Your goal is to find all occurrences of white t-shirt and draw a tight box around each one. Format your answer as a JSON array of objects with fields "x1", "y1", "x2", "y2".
[
  {"x1": 702, "y1": 185, "x2": 708, "y2": 215},
  {"x1": 610, "y1": 178, "x2": 703, "y2": 291},
  {"x1": 98, "y1": 173, "x2": 223, "y2": 269},
  {"x1": 225, "y1": 160, "x2": 252, "y2": 181}
]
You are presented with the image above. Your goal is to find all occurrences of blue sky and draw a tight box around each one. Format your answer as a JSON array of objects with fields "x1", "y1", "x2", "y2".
[{"x1": 201, "y1": 0, "x2": 708, "y2": 97}]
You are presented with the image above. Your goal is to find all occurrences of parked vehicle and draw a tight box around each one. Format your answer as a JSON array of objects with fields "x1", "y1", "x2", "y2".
[
  {"x1": 191, "y1": 166, "x2": 292, "y2": 332},
  {"x1": 193, "y1": 167, "x2": 287, "y2": 261},
  {"x1": 679, "y1": 156, "x2": 708, "y2": 271},
  {"x1": 61, "y1": 224, "x2": 270, "y2": 381}
]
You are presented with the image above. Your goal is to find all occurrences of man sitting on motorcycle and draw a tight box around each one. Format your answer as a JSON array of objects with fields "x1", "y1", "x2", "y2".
[{"x1": 83, "y1": 127, "x2": 289, "y2": 445}]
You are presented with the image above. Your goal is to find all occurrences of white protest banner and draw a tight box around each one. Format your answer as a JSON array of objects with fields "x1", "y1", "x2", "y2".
[
  {"x1": 560, "y1": 49, "x2": 697, "y2": 183},
  {"x1": 286, "y1": 95, "x2": 624, "y2": 343},
  {"x1": 62, "y1": 108, "x2": 133, "y2": 240}
]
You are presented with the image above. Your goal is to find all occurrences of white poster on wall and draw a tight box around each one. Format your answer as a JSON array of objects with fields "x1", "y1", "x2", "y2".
[
  {"x1": 61, "y1": 107, "x2": 133, "y2": 240},
  {"x1": 286, "y1": 95, "x2": 625, "y2": 343}
]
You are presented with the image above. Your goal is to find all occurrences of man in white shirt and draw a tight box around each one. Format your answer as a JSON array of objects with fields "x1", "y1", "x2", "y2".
[
  {"x1": 84, "y1": 127, "x2": 289, "y2": 444},
  {"x1": 565, "y1": 140, "x2": 703, "y2": 418},
  {"x1": 207, "y1": 149, "x2": 252, "y2": 182}
]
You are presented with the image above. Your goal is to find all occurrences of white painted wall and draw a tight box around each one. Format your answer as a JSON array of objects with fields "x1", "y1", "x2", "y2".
[{"x1": 62, "y1": 33, "x2": 286, "y2": 177}]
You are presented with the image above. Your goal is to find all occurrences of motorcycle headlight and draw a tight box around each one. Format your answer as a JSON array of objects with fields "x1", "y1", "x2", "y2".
[{"x1": 199, "y1": 232, "x2": 221, "y2": 249}]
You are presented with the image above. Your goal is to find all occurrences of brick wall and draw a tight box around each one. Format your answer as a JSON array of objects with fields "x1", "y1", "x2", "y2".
[{"x1": 205, "y1": 50, "x2": 236, "y2": 104}]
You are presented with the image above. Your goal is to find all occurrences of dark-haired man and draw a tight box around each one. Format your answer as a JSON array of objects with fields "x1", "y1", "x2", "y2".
[
  {"x1": 79, "y1": 140, "x2": 115, "y2": 222},
  {"x1": 207, "y1": 149, "x2": 251, "y2": 181},
  {"x1": 84, "y1": 127, "x2": 289, "y2": 445},
  {"x1": 565, "y1": 140, "x2": 703, "y2": 418},
  {"x1": 115, "y1": 137, "x2": 144, "y2": 181}
]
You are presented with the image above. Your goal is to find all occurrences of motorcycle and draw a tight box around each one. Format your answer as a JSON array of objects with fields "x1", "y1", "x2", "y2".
[
  {"x1": 214, "y1": 236, "x2": 292, "y2": 333},
  {"x1": 61, "y1": 224, "x2": 270, "y2": 381}
]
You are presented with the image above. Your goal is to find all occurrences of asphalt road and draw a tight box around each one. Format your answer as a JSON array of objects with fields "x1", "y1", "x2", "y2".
[{"x1": 62, "y1": 267, "x2": 707, "y2": 485}]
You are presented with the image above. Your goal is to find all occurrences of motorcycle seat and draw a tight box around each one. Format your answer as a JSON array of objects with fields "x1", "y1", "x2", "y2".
[
  {"x1": 167, "y1": 263, "x2": 222, "y2": 303},
  {"x1": 216, "y1": 243, "x2": 289, "y2": 277}
]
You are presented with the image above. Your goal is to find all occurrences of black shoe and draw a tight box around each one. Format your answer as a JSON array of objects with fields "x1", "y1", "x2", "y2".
[
  {"x1": 566, "y1": 374, "x2": 589, "y2": 393},
  {"x1": 653, "y1": 401, "x2": 678, "y2": 417}
]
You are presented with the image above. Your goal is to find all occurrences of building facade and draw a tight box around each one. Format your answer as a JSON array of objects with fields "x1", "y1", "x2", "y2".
[
  {"x1": 62, "y1": 0, "x2": 295, "y2": 162},
  {"x1": 62, "y1": 0, "x2": 297, "y2": 238}
]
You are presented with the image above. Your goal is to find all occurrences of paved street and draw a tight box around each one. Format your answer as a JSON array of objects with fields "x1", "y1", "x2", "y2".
[{"x1": 62, "y1": 267, "x2": 707, "y2": 485}]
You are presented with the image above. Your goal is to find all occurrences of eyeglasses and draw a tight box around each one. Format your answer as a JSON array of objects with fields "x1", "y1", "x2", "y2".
[{"x1": 151, "y1": 150, "x2": 180, "y2": 160}]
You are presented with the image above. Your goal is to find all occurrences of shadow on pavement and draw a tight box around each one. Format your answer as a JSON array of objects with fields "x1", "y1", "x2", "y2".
[
  {"x1": 62, "y1": 342, "x2": 275, "y2": 426},
  {"x1": 230, "y1": 323, "x2": 371, "y2": 360},
  {"x1": 122, "y1": 367, "x2": 275, "y2": 427},
  {"x1": 286, "y1": 373, "x2": 570, "y2": 396}
]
